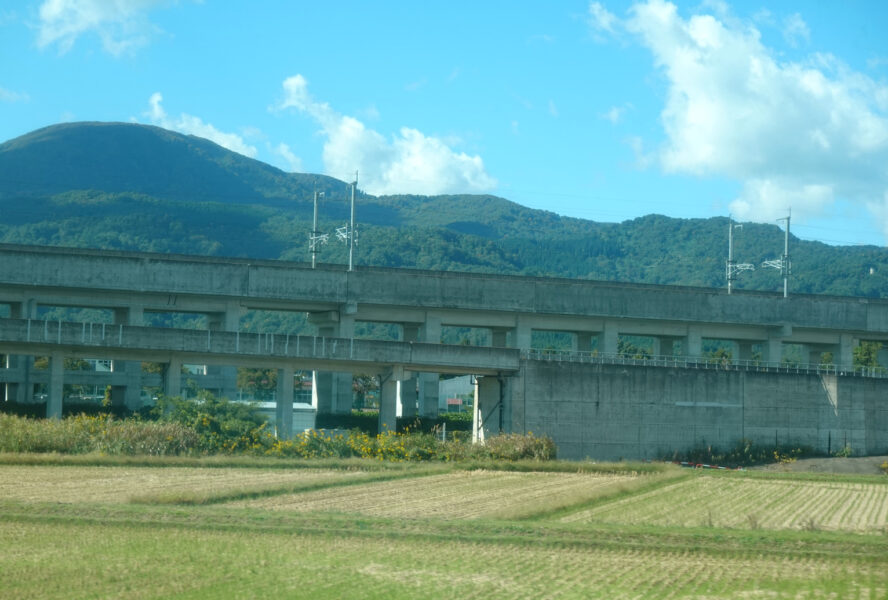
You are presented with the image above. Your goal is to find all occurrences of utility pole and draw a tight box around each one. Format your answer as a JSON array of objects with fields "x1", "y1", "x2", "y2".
[
  {"x1": 726, "y1": 216, "x2": 754, "y2": 294},
  {"x1": 335, "y1": 171, "x2": 358, "y2": 271},
  {"x1": 349, "y1": 171, "x2": 357, "y2": 272},
  {"x1": 763, "y1": 210, "x2": 791, "y2": 298},
  {"x1": 309, "y1": 191, "x2": 328, "y2": 269}
]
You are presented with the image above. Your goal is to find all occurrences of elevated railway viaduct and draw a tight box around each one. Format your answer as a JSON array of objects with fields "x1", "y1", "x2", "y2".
[{"x1": 1, "y1": 243, "x2": 887, "y2": 459}]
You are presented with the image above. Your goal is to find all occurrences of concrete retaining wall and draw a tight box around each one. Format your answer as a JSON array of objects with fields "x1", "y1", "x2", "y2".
[{"x1": 507, "y1": 360, "x2": 888, "y2": 461}]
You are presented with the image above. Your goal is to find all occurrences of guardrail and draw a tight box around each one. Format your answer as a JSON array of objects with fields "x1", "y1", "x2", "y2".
[{"x1": 521, "y1": 348, "x2": 888, "y2": 379}]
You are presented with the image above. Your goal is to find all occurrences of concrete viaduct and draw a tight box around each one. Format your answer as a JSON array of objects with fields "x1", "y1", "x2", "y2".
[{"x1": 1, "y1": 243, "x2": 887, "y2": 459}]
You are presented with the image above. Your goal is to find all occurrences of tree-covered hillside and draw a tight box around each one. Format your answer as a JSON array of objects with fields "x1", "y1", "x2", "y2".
[{"x1": 1, "y1": 122, "x2": 886, "y2": 297}]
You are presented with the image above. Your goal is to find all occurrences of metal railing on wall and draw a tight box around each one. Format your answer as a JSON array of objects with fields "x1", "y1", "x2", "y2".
[{"x1": 521, "y1": 348, "x2": 888, "y2": 379}]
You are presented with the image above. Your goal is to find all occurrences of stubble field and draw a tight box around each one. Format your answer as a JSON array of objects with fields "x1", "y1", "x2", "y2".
[{"x1": 1, "y1": 456, "x2": 887, "y2": 599}]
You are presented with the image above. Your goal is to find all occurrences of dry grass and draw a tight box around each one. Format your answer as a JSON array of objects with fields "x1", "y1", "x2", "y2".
[
  {"x1": 230, "y1": 469, "x2": 640, "y2": 520},
  {"x1": 0, "y1": 465, "x2": 371, "y2": 504},
  {"x1": 561, "y1": 472, "x2": 888, "y2": 533}
]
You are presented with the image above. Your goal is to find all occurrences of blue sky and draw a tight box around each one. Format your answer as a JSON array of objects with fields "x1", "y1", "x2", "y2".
[{"x1": 2, "y1": 1, "x2": 888, "y2": 246}]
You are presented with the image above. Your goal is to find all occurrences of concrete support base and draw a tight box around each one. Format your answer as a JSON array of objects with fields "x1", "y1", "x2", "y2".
[
  {"x1": 275, "y1": 366, "x2": 294, "y2": 439},
  {"x1": 397, "y1": 378, "x2": 418, "y2": 418},
  {"x1": 48, "y1": 352, "x2": 63, "y2": 419},
  {"x1": 163, "y1": 359, "x2": 182, "y2": 398},
  {"x1": 379, "y1": 366, "x2": 407, "y2": 432},
  {"x1": 473, "y1": 376, "x2": 501, "y2": 443}
]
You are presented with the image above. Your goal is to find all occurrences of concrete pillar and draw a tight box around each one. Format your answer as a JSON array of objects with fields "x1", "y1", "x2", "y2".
[
  {"x1": 650, "y1": 337, "x2": 661, "y2": 357},
  {"x1": 838, "y1": 335, "x2": 855, "y2": 370},
  {"x1": 491, "y1": 328, "x2": 508, "y2": 348},
  {"x1": 473, "y1": 376, "x2": 501, "y2": 443},
  {"x1": 399, "y1": 325, "x2": 420, "y2": 418},
  {"x1": 275, "y1": 366, "x2": 294, "y2": 439},
  {"x1": 112, "y1": 306, "x2": 144, "y2": 409},
  {"x1": 397, "y1": 379, "x2": 418, "y2": 418},
  {"x1": 575, "y1": 332, "x2": 593, "y2": 352},
  {"x1": 47, "y1": 352, "x2": 64, "y2": 419},
  {"x1": 417, "y1": 316, "x2": 442, "y2": 417},
  {"x1": 601, "y1": 321, "x2": 619, "y2": 354},
  {"x1": 682, "y1": 327, "x2": 702, "y2": 358},
  {"x1": 206, "y1": 303, "x2": 241, "y2": 400},
  {"x1": 309, "y1": 310, "x2": 355, "y2": 414},
  {"x1": 762, "y1": 337, "x2": 783, "y2": 365},
  {"x1": 164, "y1": 358, "x2": 182, "y2": 398},
  {"x1": 379, "y1": 366, "x2": 406, "y2": 433},
  {"x1": 514, "y1": 319, "x2": 532, "y2": 350},
  {"x1": 9, "y1": 300, "x2": 36, "y2": 403}
]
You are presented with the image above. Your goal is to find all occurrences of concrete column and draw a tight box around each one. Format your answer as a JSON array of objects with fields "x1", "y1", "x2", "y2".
[
  {"x1": 399, "y1": 325, "x2": 420, "y2": 418},
  {"x1": 418, "y1": 315, "x2": 442, "y2": 417},
  {"x1": 47, "y1": 352, "x2": 64, "y2": 419},
  {"x1": 838, "y1": 335, "x2": 855, "y2": 370},
  {"x1": 397, "y1": 379, "x2": 418, "y2": 418},
  {"x1": 379, "y1": 366, "x2": 405, "y2": 433},
  {"x1": 275, "y1": 366, "x2": 294, "y2": 439},
  {"x1": 575, "y1": 332, "x2": 593, "y2": 352},
  {"x1": 514, "y1": 319, "x2": 532, "y2": 350},
  {"x1": 310, "y1": 310, "x2": 355, "y2": 414},
  {"x1": 164, "y1": 358, "x2": 182, "y2": 398},
  {"x1": 491, "y1": 328, "x2": 508, "y2": 348},
  {"x1": 9, "y1": 300, "x2": 36, "y2": 403},
  {"x1": 206, "y1": 303, "x2": 241, "y2": 400},
  {"x1": 473, "y1": 376, "x2": 501, "y2": 443},
  {"x1": 737, "y1": 341, "x2": 755, "y2": 362},
  {"x1": 807, "y1": 345, "x2": 827, "y2": 366},
  {"x1": 762, "y1": 337, "x2": 783, "y2": 365},
  {"x1": 112, "y1": 306, "x2": 144, "y2": 409},
  {"x1": 650, "y1": 337, "x2": 661, "y2": 357},
  {"x1": 682, "y1": 327, "x2": 702, "y2": 358},
  {"x1": 601, "y1": 321, "x2": 619, "y2": 354}
]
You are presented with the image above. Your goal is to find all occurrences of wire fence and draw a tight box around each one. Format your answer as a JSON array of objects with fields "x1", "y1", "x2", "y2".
[{"x1": 521, "y1": 348, "x2": 888, "y2": 379}]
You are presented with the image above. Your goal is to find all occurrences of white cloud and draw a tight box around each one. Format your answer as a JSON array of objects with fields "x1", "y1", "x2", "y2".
[
  {"x1": 36, "y1": 0, "x2": 169, "y2": 55},
  {"x1": 602, "y1": 0, "x2": 888, "y2": 239},
  {"x1": 548, "y1": 100, "x2": 559, "y2": 117},
  {"x1": 143, "y1": 92, "x2": 258, "y2": 158},
  {"x1": 783, "y1": 13, "x2": 810, "y2": 48},
  {"x1": 0, "y1": 86, "x2": 29, "y2": 102},
  {"x1": 276, "y1": 74, "x2": 497, "y2": 196},
  {"x1": 602, "y1": 103, "x2": 632, "y2": 124},
  {"x1": 274, "y1": 142, "x2": 303, "y2": 172},
  {"x1": 589, "y1": 2, "x2": 618, "y2": 33}
]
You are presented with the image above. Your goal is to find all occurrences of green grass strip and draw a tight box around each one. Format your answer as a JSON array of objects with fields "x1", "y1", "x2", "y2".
[{"x1": 129, "y1": 465, "x2": 452, "y2": 505}]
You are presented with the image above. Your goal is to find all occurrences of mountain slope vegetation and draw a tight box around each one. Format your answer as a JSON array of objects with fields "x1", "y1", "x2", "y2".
[{"x1": 1, "y1": 121, "x2": 886, "y2": 297}]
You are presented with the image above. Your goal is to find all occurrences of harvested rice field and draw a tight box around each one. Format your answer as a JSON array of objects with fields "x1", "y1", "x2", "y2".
[
  {"x1": 230, "y1": 469, "x2": 640, "y2": 519},
  {"x1": 0, "y1": 465, "x2": 373, "y2": 504},
  {"x1": 2, "y1": 458, "x2": 887, "y2": 599},
  {"x1": 561, "y1": 472, "x2": 888, "y2": 533}
]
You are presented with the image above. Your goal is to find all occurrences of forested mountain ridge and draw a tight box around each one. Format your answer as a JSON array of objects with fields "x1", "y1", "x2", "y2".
[{"x1": 1, "y1": 121, "x2": 887, "y2": 298}]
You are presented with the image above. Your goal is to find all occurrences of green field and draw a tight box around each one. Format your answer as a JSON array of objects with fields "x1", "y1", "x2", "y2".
[{"x1": 1, "y1": 457, "x2": 887, "y2": 599}]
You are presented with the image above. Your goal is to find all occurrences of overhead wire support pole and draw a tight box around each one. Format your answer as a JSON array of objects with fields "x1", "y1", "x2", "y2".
[
  {"x1": 762, "y1": 210, "x2": 791, "y2": 298},
  {"x1": 349, "y1": 171, "x2": 357, "y2": 272},
  {"x1": 309, "y1": 191, "x2": 328, "y2": 269},
  {"x1": 335, "y1": 170, "x2": 358, "y2": 271},
  {"x1": 726, "y1": 215, "x2": 754, "y2": 295}
]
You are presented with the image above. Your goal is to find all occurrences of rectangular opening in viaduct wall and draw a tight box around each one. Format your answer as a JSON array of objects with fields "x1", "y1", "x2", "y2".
[
  {"x1": 0, "y1": 304, "x2": 10, "y2": 318},
  {"x1": 355, "y1": 321, "x2": 399, "y2": 341},
  {"x1": 532, "y1": 331, "x2": 574, "y2": 351},
  {"x1": 239, "y1": 310, "x2": 307, "y2": 334},
  {"x1": 144, "y1": 311, "x2": 207, "y2": 330},
  {"x1": 442, "y1": 326, "x2": 491, "y2": 346},
  {"x1": 36, "y1": 306, "x2": 114, "y2": 323}
]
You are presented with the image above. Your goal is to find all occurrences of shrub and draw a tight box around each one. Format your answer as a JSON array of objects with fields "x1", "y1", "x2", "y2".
[
  {"x1": 667, "y1": 439, "x2": 814, "y2": 467},
  {"x1": 149, "y1": 392, "x2": 271, "y2": 453}
]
